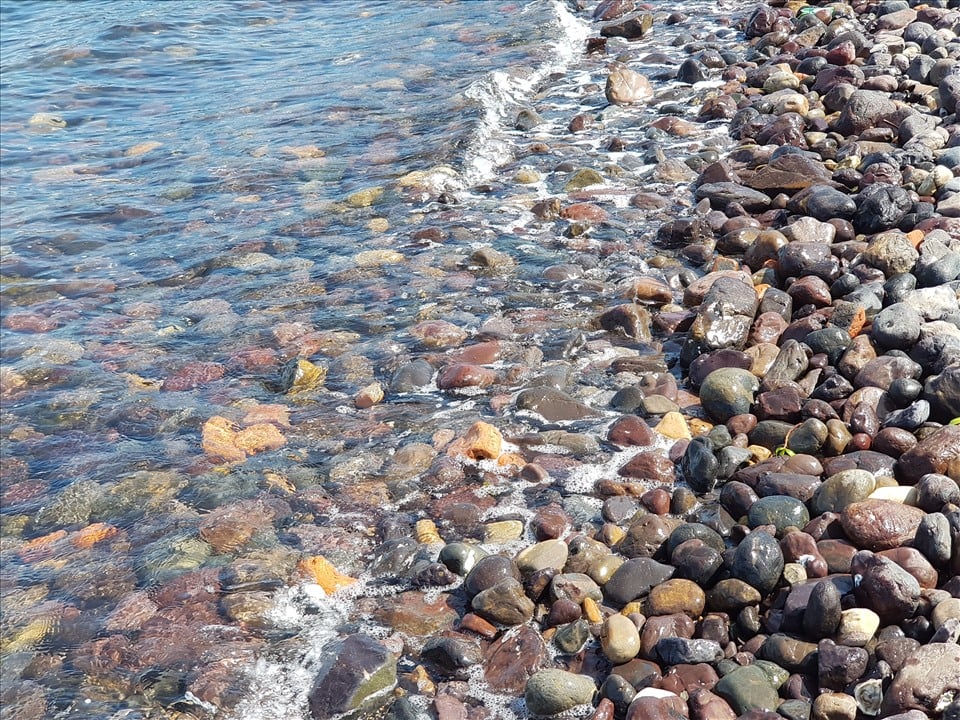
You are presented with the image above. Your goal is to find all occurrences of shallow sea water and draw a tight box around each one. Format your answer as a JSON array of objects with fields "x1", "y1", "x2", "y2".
[{"x1": 1, "y1": 0, "x2": 745, "y2": 717}]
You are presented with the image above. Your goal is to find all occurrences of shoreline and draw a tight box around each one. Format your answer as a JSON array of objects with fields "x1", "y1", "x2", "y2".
[{"x1": 297, "y1": 0, "x2": 960, "y2": 718}]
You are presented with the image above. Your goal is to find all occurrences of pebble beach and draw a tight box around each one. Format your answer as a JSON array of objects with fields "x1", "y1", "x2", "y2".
[{"x1": 2, "y1": 0, "x2": 960, "y2": 719}]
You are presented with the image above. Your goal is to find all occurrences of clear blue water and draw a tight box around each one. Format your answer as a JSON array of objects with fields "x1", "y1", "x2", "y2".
[{"x1": 1, "y1": 1, "x2": 739, "y2": 717}]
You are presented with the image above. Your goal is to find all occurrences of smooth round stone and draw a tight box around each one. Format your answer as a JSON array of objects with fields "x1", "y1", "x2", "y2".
[
  {"x1": 516, "y1": 540, "x2": 569, "y2": 574},
  {"x1": 872, "y1": 427, "x2": 918, "y2": 457},
  {"x1": 602, "y1": 613, "x2": 642, "y2": 665},
  {"x1": 913, "y1": 512, "x2": 951, "y2": 566},
  {"x1": 732, "y1": 530, "x2": 784, "y2": 595},
  {"x1": 565, "y1": 536, "x2": 613, "y2": 576},
  {"x1": 714, "y1": 664, "x2": 780, "y2": 715},
  {"x1": 670, "y1": 539, "x2": 723, "y2": 587},
  {"x1": 803, "y1": 580, "x2": 842, "y2": 640},
  {"x1": 547, "y1": 598, "x2": 582, "y2": 627},
  {"x1": 853, "y1": 552, "x2": 920, "y2": 625},
  {"x1": 600, "y1": 674, "x2": 637, "y2": 718},
  {"x1": 471, "y1": 578, "x2": 535, "y2": 625},
  {"x1": 619, "y1": 514, "x2": 677, "y2": 559},
  {"x1": 872, "y1": 303, "x2": 923, "y2": 350},
  {"x1": 668, "y1": 523, "x2": 725, "y2": 554},
  {"x1": 700, "y1": 368, "x2": 760, "y2": 423},
  {"x1": 786, "y1": 418, "x2": 829, "y2": 455},
  {"x1": 812, "y1": 692, "x2": 858, "y2": 720},
  {"x1": 707, "y1": 578, "x2": 762, "y2": 613},
  {"x1": 836, "y1": 608, "x2": 880, "y2": 646},
  {"x1": 840, "y1": 499, "x2": 925, "y2": 551},
  {"x1": 484, "y1": 520, "x2": 525, "y2": 543},
  {"x1": 645, "y1": 578, "x2": 706, "y2": 618},
  {"x1": 438, "y1": 542, "x2": 488, "y2": 576},
  {"x1": 881, "y1": 643, "x2": 960, "y2": 717},
  {"x1": 811, "y1": 469, "x2": 877, "y2": 515},
  {"x1": 719, "y1": 481, "x2": 760, "y2": 521},
  {"x1": 761, "y1": 634, "x2": 818, "y2": 674},
  {"x1": 914, "y1": 474, "x2": 960, "y2": 512},
  {"x1": 524, "y1": 669, "x2": 597, "y2": 716},
  {"x1": 307, "y1": 634, "x2": 398, "y2": 720},
  {"x1": 551, "y1": 573, "x2": 603, "y2": 604},
  {"x1": 931, "y1": 598, "x2": 960, "y2": 631},
  {"x1": 748, "y1": 496, "x2": 810, "y2": 536},
  {"x1": 463, "y1": 555, "x2": 520, "y2": 597},
  {"x1": 625, "y1": 690, "x2": 689, "y2": 720},
  {"x1": 590, "y1": 554, "x2": 625, "y2": 587}
]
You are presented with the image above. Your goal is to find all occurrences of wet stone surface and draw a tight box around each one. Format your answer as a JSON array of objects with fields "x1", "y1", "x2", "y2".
[{"x1": 2, "y1": 0, "x2": 960, "y2": 718}]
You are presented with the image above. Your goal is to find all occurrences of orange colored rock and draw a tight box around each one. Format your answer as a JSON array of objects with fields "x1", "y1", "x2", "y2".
[
  {"x1": 18, "y1": 530, "x2": 67, "y2": 561},
  {"x1": 202, "y1": 416, "x2": 246, "y2": 463},
  {"x1": 298, "y1": 555, "x2": 357, "y2": 595},
  {"x1": 354, "y1": 381, "x2": 384, "y2": 409},
  {"x1": 233, "y1": 423, "x2": 286, "y2": 455},
  {"x1": 497, "y1": 452, "x2": 527, "y2": 469},
  {"x1": 71, "y1": 522, "x2": 119, "y2": 549},
  {"x1": 560, "y1": 202, "x2": 608, "y2": 223},
  {"x1": 448, "y1": 421, "x2": 503, "y2": 461}
]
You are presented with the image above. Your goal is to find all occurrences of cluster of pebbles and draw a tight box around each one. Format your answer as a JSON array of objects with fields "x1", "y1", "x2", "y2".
[
  {"x1": 4, "y1": 0, "x2": 960, "y2": 719},
  {"x1": 303, "y1": 0, "x2": 960, "y2": 719}
]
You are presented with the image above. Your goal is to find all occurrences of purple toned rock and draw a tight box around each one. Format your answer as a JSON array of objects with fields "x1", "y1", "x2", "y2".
[
  {"x1": 840, "y1": 499, "x2": 924, "y2": 551},
  {"x1": 896, "y1": 425, "x2": 960, "y2": 484},
  {"x1": 852, "y1": 551, "x2": 921, "y2": 625},
  {"x1": 881, "y1": 643, "x2": 960, "y2": 716}
]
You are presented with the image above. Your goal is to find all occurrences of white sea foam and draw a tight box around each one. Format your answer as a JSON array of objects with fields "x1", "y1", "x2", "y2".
[{"x1": 458, "y1": 0, "x2": 591, "y2": 189}]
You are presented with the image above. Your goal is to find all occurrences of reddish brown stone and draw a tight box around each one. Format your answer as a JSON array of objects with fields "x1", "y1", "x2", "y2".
[
  {"x1": 483, "y1": 625, "x2": 549, "y2": 693},
  {"x1": 619, "y1": 452, "x2": 676, "y2": 484},
  {"x1": 437, "y1": 363, "x2": 496, "y2": 390},
  {"x1": 608, "y1": 416, "x2": 656, "y2": 447},
  {"x1": 840, "y1": 499, "x2": 925, "y2": 551}
]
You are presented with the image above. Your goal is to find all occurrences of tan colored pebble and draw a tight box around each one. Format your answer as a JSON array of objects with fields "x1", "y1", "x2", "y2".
[
  {"x1": 750, "y1": 445, "x2": 773, "y2": 462},
  {"x1": 783, "y1": 563, "x2": 807, "y2": 587},
  {"x1": 589, "y1": 555, "x2": 624, "y2": 586},
  {"x1": 688, "y1": 418, "x2": 713, "y2": 436},
  {"x1": 836, "y1": 608, "x2": 880, "y2": 647},
  {"x1": 867, "y1": 485, "x2": 918, "y2": 505},
  {"x1": 354, "y1": 381, "x2": 384, "y2": 409},
  {"x1": 599, "y1": 523, "x2": 626, "y2": 547},
  {"x1": 484, "y1": 520, "x2": 524, "y2": 543},
  {"x1": 932, "y1": 597, "x2": 960, "y2": 630},
  {"x1": 345, "y1": 186, "x2": 383, "y2": 207},
  {"x1": 602, "y1": 613, "x2": 641, "y2": 664},
  {"x1": 812, "y1": 691, "x2": 858, "y2": 720},
  {"x1": 655, "y1": 411, "x2": 691, "y2": 440},
  {"x1": 414, "y1": 519, "x2": 443, "y2": 545}
]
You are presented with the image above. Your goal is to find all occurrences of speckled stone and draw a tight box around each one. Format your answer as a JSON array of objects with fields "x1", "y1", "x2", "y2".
[
  {"x1": 524, "y1": 669, "x2": 597, "y2": 716},
  {"x1": 699, "y1": 368, "x2": 761, "y2": 423},
  {"x1": 714, "y1": 665, "x2": 780, "y2": 715},
  {"x1": 645, "y1": 578, "x2": 706, "y2": 618},
  {"x1": 748, "y1": 495, "x2": 810, "y2": 535}
]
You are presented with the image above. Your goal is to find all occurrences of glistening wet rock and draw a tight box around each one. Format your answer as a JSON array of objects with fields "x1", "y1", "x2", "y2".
[{"x1": 308, "y1": 634, "x2": 397, "y2": 720}]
